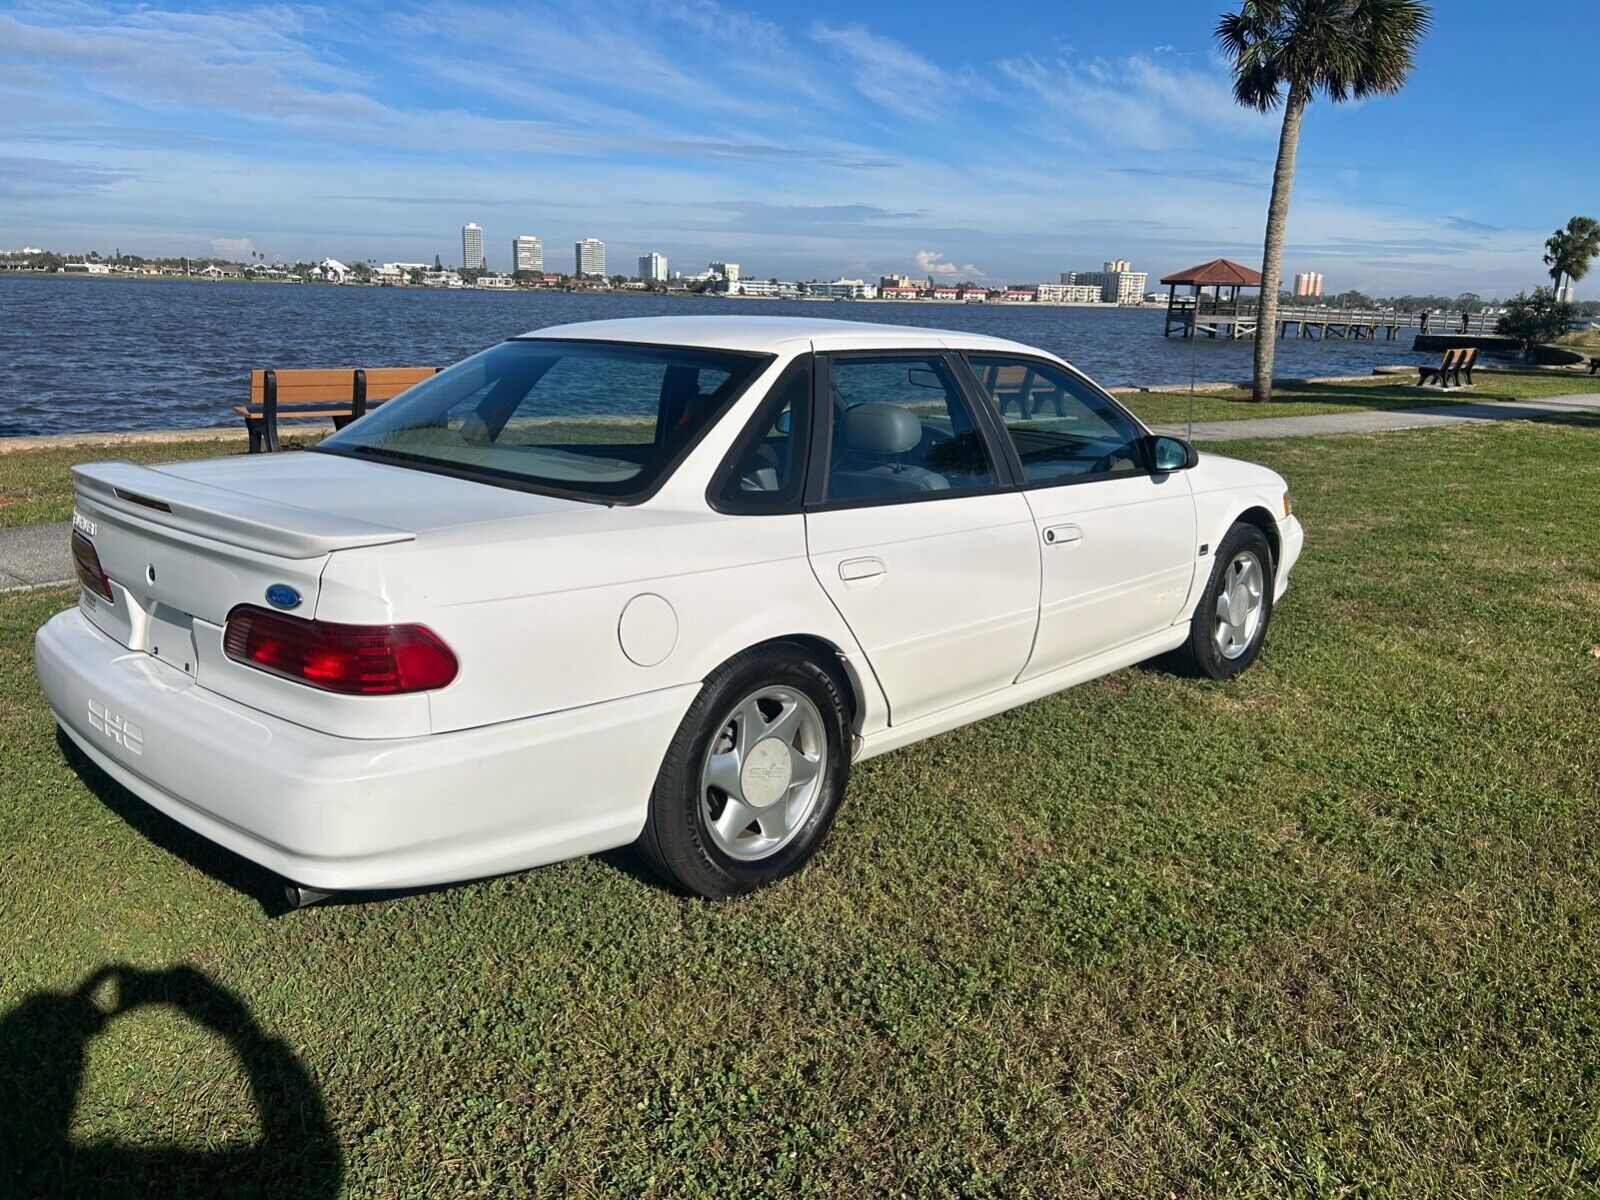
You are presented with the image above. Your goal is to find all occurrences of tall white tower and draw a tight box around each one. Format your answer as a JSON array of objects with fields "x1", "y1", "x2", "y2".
[
  {"x1": 575, "y1": 238, "x2": 606, "y2": 277},
  {"x1": 461, "y1": 222, "x2": 484, "y2": 271}
]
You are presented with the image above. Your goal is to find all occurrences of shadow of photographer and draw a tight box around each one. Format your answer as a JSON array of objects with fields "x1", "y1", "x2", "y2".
[{"x1": 0, "y1": 964, "x2": 342, "y2": 1199}]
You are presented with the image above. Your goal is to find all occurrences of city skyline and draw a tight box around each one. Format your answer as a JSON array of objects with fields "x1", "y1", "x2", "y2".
[{"x1": 0, "y1": 2, "x2": 1592, "y2": 297}]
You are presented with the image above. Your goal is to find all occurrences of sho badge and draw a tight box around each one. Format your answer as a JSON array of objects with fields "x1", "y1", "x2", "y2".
[
  {"x1": 88, "y1": 699, "x2": 144, "y2": 756},
  {"x1": 265, "y1": 583, "x2": 302, "y2": 610}
]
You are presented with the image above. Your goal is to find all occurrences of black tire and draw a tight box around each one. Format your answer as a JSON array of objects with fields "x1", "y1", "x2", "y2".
[
  {"x1": 1167, "y1": 522, "x2": 1275, "y2": 680},
  {"x1": 636, "y1": 642, "x2": 852, "y2": 899}
]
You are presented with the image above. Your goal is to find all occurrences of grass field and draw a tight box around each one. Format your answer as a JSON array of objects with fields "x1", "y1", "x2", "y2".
[{"x1": 2, "y1": 415, "x2": 1599, "y2": 1197}]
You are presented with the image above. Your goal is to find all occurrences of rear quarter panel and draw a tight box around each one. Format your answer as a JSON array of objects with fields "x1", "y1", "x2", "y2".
[{"x1": 316, "y1": 510, "x2": 875, "y2": 735}]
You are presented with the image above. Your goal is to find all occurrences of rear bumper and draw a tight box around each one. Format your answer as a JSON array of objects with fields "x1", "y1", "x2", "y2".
[{"x1": 35, "y1": 607, "x2": 696, "y2": 891}]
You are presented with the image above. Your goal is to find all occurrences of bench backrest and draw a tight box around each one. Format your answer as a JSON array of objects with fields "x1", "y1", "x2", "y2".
[{"x1": 248, "y1": 366, "x2": 438, "y2": 406}]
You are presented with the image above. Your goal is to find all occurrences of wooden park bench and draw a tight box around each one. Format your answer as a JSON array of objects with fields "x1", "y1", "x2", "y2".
[
  {"x1": 237, "y1": 366, "x2": 440, "y2": 452},
  {"x1": 977, "y1": 362, "x2": 1070, "y2": 419},
  {"x1": 1417, "y1": 346, "x2": 1477, "y2": 389}
]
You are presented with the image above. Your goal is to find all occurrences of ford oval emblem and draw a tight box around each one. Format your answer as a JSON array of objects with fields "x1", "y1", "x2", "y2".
[{"x1": 265, "y1": 583, "x2": 302, "y2": 610}]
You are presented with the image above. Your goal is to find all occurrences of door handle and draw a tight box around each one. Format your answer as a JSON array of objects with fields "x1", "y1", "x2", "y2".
[
  {"x1": 1042, "y1": 523, "x2": 1082, "y2": 546},
  {"x1": 838, "y1": 556, "x2": 886, "y2": 582}
]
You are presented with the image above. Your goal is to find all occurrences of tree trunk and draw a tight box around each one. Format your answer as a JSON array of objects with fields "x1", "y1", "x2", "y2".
[{"x1": 1251, "y1": 84, "x2": 1308, "y2": 403}]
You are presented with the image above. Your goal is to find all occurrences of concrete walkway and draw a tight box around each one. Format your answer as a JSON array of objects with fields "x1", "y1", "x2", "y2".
[
  {"x1": 3, "y1": 393, "x2": 1598, "y2": 593},
  {"x1": 1149, "y1": 392, "x2": 1600, "y2": 442},
  {"x1": 0, "y1": 521, "x2": 72, "y2": 592}
]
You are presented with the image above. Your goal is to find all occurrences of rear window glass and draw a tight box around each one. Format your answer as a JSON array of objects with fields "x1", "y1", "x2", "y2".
[{"x1": 315, "y1": 339, "x2": 770, "y2": 500}]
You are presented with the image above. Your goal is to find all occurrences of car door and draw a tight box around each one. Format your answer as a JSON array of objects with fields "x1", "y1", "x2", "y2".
[
  {"x1": 803, "y1": 351, "x2": 1040, "y2": 726},
  {"x1": 964, "y1": 353, "x2": 1198, "y2": 680}
]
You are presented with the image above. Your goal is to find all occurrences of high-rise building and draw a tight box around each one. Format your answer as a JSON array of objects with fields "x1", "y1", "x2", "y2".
[
  {"x1": 1556, "y1": 280, "x2": 1576, "y2": 303},
  {"x1": 1062, "y1": 259, "x2": 1146, "y2": 305},
  {"x1": 1294, "y1": 271, "x2": 1324, "y2": 298},
  {"x1": 461, "y1": 222, "x2": 484, "y2": 271},
  {"x1": 638, "y1": 251, "x2": 668, "y2": 281},
  {"x1": 513, "y1": 235, "x2": 543, "y2": 274},
  {"x1": 710, "y1": 261, "x2": 740, "y2": 283},
  {"x1": 575, "y1": 238, "x2": 606, "y2": 277}
]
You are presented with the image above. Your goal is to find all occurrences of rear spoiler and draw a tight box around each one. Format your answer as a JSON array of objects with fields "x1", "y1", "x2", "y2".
[{"x1": 72, "y1": 462, "x2": 415, "y2": 560}]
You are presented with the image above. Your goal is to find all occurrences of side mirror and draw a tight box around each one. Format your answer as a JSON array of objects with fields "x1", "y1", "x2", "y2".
[{"x1": 1150, "y1": 435, "x2": 1198, "y2": 472}]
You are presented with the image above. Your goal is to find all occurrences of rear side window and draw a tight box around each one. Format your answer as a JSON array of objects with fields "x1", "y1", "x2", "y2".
[
  {"x1": 824, "y1": 356, "x2": 997, "y2": 502},
  {"x1": 315, "y1": 339, "x2": 770, "y2": 501},
  {"x1": 968, "y1": 355, "x2": 1146, "y2": 484},
  {"x1": 713, "y1": 358, "x2": 811, "y2": 511}
]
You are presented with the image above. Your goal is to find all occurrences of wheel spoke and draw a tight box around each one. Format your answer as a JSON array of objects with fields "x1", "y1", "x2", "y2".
[
  {"x1": 788, "y1": 747, "x2": 821, "y2": 786},
  {"x1": 1216, "y1": 589, "x2": 1236, "y2": 625},
  {"x1": 765, "y1": 697, "x2": 804, "y2": 748},
  {"x1": 734, "y1": 698, "x2": 766, "y2": 759},
  {"x1": 705, "y1": 750, "x2": 742, "y2": 800},
  {"x1": 713, "y1": 796, "x2": 761, "y2": 843},
  {"x1": 753, "y1": 795, "x2": 790, "y2": 840}
]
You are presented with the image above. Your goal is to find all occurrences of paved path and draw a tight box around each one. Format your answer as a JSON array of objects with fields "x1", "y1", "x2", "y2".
[
  {"x1": 0, "y1": 521, "x2": 72, "y2": 592},
  {"x1": 1150, "y1": 392, "x2": 1600, "y2": 442},
  {"x1": 3, "y1": 394, "x2": 1598, "y2": 593}
]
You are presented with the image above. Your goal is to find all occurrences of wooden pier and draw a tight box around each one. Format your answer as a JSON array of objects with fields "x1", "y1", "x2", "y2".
[{"x1": 1163, "y1": 295, "x2": 1503, "y2": 341}]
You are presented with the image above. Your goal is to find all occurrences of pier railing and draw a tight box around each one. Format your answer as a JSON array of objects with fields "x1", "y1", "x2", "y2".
[{"x1": 1164, "y1": 295, "x2": 1506, "y2": 340}]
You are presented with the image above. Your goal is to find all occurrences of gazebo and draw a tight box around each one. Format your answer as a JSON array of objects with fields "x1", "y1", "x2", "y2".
[{"x1": 1160, "y1": 258, "x2": 1263, "y2": 338}]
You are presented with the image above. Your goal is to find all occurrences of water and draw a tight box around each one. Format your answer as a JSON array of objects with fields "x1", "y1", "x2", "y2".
[{"x1": 0, "y1": 276, "x2": 1438, "y2": 436}]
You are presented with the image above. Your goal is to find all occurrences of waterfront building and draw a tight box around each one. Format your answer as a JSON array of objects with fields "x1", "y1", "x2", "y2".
[
  {"x1": 513, "y1": 235, "x2": 543, "y2": 273},
  {"x1": 1035, "y1": 282, "x2": 1101, "y2": 304},
  {"x1": 879, "y1": 273, "x2": 917, "y2": 290},
  {"x1": 931, "y1": 286, "x2": 960, "y2": 300},
  {"x1": 808, "y1": 278, "x2": 876, "y2": 299},
  {"x1": 639, "y1": 251, "x2": 668, "y2": 282},
  {"x1": 477, "y1": 274, "x2": 515, "y2": 290},
  {"x1": 1063, "y1": 260, "x2": 1147, "y2": 305},
  {"x1": 710, "y1": 261, "x2": 740, "y2": 283},
  {"x1": 1294, "y1": 271, "x2": 1324, "y2": 298},
  {"x1": 461, "y1": 223, "x2": 485, "y2": 271},
  {"x1": 575, "y1": 238, "x2": 606, "y2": 277},
  {"x1": 725, "y1": 278, "x2": 799, "y2": 298}
]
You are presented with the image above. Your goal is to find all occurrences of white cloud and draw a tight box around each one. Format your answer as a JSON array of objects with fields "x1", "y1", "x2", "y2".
[
  {"x1": 914, "y1": 249, "x2": 984, "y2": 277},
  {"x1": 811, "y1": 21, "x2": 953, "y2": 120},
  {"x1": 997, "y1": 52, "x2": 1272, "y2": 151},
  {"x1": 210, "y1": 236, "x2": 257, "y2": 258}
]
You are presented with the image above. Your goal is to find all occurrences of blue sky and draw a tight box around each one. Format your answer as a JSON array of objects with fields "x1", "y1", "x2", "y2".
[{"x1": 2, "y1": 0, "x2": 1594, "y2": 296}]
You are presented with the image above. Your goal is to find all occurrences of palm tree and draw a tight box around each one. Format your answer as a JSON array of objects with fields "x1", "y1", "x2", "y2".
[
  {"x1": 1544, "y1": 216, "x2": 1600, "y2": 298},
  {"x1": 1217, "y1": 1, "x2": 1431, "y2": 401}
]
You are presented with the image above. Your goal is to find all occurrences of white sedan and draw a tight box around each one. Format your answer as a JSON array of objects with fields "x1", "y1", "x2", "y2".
[{"x1": 36, "y1": 317, "x2": 1302, "y2": 903}]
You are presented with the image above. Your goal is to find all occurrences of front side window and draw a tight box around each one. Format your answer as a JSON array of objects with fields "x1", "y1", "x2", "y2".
[
  {"x1": 968, "y1": 355, "x2": 1146, "y2": 484},
  {"x1": 315, "y1": 339, "x2": 770, "y2": 500},
  {"x1": 824, "y1": 356, "x2": 997, "y2": 502}
]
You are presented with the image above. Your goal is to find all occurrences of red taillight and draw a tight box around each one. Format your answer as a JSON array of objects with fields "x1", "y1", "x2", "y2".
[
  {"x1": 223, "y1": 605, "x2": 458, "y2": 695},
  {"x1": 71, "y1": 530, "x2": 113, "y2": 601}
]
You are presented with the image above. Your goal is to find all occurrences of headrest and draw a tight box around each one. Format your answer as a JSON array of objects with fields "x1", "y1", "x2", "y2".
[{"x1": 836, "y1": 403, "x2": 921, "y2": 454}]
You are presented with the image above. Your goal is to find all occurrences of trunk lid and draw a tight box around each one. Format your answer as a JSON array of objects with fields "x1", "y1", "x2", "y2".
[{"x1": 71, "y1": 460, "x2": 418, "y2": 676}]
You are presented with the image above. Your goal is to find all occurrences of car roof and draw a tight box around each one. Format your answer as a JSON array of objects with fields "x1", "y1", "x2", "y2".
[{"x1": 513, "y1": 315, "x2": 1047, "y2": 357}]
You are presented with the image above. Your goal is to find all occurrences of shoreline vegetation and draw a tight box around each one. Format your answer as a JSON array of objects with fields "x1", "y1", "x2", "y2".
[{"x1": 3, "y1": 370, "x2": 1597, "y2": 532}]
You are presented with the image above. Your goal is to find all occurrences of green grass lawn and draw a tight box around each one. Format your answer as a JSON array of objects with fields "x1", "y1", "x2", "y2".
[
  {"x1": 1121, "y1": 368, "x2": 1600, "y2": 426},
  {"x1": 2, "y1": 412, "x2": 1599, "y2": 1196}
]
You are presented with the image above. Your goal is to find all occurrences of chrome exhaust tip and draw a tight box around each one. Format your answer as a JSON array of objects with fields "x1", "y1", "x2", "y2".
[{"x1": 282, "y1": 880, "x2": 335, "y2": 910}]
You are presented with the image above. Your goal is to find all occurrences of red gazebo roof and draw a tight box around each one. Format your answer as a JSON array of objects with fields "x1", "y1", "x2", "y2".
[{"x1": 1160, "y1": 258, "x2": 1262, "y2": 287}]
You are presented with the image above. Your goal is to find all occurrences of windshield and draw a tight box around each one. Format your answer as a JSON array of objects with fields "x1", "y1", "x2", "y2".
[{"x1": 314, "y1": 339, "x2": 772, "y2": 501}]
